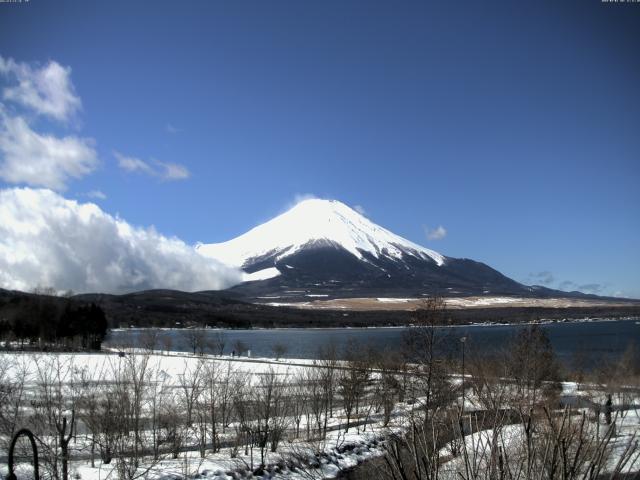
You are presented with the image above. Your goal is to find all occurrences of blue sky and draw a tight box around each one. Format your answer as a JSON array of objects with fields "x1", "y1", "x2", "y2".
[{"x1": 0, "y1": 0, "x2": 638, "y2": 297}]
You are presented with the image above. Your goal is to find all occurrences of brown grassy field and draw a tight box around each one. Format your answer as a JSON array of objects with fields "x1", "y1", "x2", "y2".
[{"x1": 258, "y1": 295, "x2": 640, "y2": 311}]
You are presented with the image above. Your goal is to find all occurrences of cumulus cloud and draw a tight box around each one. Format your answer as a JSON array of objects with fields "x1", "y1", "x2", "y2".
[
  {"x1": 0, "y1": 56, "x2": 81, "y2": 123},
  {"x1": 0, "y1": 57, "x2": 97, "y2": 190},
  {"x1": 0, "y1": 112, "x2": 99, "y2": 190},
  {"x1": 115, "y1": 151, "x2": 190, "y2": 181},
  {"x1": 425, "y1": 225, "x2": 447, "y2": 241},
  {"x1": 0, "y1": 187, "x2": 242, "y2": 294}
]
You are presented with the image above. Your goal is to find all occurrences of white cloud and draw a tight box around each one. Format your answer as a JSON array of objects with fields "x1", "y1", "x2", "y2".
[
  {"x1": 278, "y1": 193, "x2": 319, "y2": 216},
  {"x1": 0, "y1": 56, "x2": 81, "y2": 123},
  {"x1": 165, "y1": 123, "x2": 180, "y2": 134},
  {"x1": 115, "y1": 151, "x2": 190, "y2": 181},
  {"x1": 0, "y1": 57, "x2": 97, "y2": 190},
  {"x1": 293, "y1": 193, "x2": 317, "y2": 204},
  {"x1": 115, "y1": 151, "x2": 155, "y2": 175},
  {"x1": 86, "y1": 190, "x2": 106, "y2": 200},
  {"x1": 0, "y1": 112, "x2": 99, "y2": 190},
  {"x1": 425, "y1": 225, "x2": 447, "y2": 241},
  {"x1": 159, "y1": 161, "x2": 189, "y2": 180},
  {"x1": 353, "y1": 204, "x2": 367, "y2": 216},
  {"x1": 0, "y1": 187, "x2": 242, "y2": 294}
]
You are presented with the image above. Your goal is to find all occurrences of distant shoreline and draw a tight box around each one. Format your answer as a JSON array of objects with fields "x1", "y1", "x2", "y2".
[{"x1": 110, "y1": 315, "x2": 640, "y2": 332}]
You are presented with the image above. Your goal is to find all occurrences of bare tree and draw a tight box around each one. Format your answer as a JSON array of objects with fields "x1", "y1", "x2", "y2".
[
  {"x1": 309, "y1": 343, "x2": 339, "y2": 440},
  {"x1": 31, "y1": 355, "x2": 80, "y2": 480},
  {"x1": 201, "y1": 359, "x2": 221, "y2": 453},
  {"x1": 290, "y1": 370, "x2": 309, "y2": 438},
  {"x1": 178, "y1": 359, "x2": 203, "y2": 427},
  {"x1": 267, "y1": 370, "x2": 291, "y2": 453},
  {"x1": 231, "y1": 378, "x2": 252, "y2": 462},
  {"x1": 110, "y1": 352, "x2": 157, "y2": 480},
  {"x1": 76, "y1": 359, "x2": 111, "y2": 467},
  {"x1": 139, "y1": 329, "x2": 159, "y2": 353},
  {"x1": 84, "y1": 382, "x2": 120, "y2": 464},
  {"x1": 220, "y1": 361, "x2": 244, "y2": 433},
  {"x1": 338, "y1": 343, "x2": 372, "y2": 433},
  {"x1": 233, "y1": 339, "x2": 249, "y2": 357},
  {"x1": 212, "y1": 331, "x2": 226, "y2": 356},
  {"x1": 161, "y1": 334, "x2": 173, "y2": 354},
  {"x1": 0, "y1": 355, "x2": 28, "y2": 452},
  {"x1": 375, "y1": 354, "x2": 402, "y2": 427},
  {"x1": 272, "y1": 343, "x2": 288, "y2": 360},
  {"x1": 305, "y1": 365, "x2": 327, "y2": 439},
  {"x1": 507, "y1": 324, "x2": 561, "y2": 411},
  {"x1": 598, "y1": 342, "x2": 640, "y2": 421},
  {"x1": 467, "y1": 352, "x2": 510, "y2": 413},
  {"x1": 382, "y1": 297, "x2": 456, "y2": 480},
  {"x1": 185, "y1": 328, "x2": 207, "y2": 355},
  {"x1": 147, "y1": 362, "x2": 170, "y2": 460},
  {"x1": 450, "y1": 406, "x2": 639, "y2": 480},
  {"x1": 252, "y1": 367, "x2": 291, "y2": 468},
  {"x1": 158, "y1": 390, "x2": 186, "y2": 459}
]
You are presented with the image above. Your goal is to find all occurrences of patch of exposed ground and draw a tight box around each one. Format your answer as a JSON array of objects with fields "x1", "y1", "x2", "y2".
[{"x1": 261, "y1": 296, "x2": 640, "y2": 311}]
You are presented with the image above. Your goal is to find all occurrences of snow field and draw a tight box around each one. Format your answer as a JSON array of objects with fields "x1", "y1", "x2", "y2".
[
  {"x1": 0, "y1": 351, "x2": 410, "y2": 480},
  {"x1": 1, "y1": 350, "x2": 638, "y2": 480}
]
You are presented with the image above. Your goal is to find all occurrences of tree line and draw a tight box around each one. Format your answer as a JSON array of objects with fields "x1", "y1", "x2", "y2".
[{"x1": 0, "y1": 288, "x2": 108, "y2": 350}]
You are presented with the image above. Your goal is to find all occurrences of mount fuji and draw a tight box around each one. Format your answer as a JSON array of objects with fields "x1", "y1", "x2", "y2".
[{"x1": 196, "y1": 199, "x2": 577, "y2": 301}]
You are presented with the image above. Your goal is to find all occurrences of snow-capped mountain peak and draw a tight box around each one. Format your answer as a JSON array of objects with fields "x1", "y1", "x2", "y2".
[{"x1": 196, "y1": 199, "x2": 445, "y2": 270}]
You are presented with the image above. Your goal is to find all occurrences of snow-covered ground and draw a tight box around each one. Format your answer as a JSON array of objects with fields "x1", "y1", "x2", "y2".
[
  {"x1": 0, "y1": 350, "x2": 312, "y2": 386},
  {"x1": 0, "y1": 351, "x2": 403, "y2": 480},
  {"x1": 1, "y1": 350, "x2": 638, "y2": 480}
]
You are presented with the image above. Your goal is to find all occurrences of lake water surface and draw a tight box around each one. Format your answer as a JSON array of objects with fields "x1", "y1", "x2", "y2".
[{"x1": 106, "y1": 318, "x2": 640, "y2": 367}]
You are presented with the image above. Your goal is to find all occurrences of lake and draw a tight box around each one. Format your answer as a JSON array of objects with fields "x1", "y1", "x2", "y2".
[{"x1": 105, "y1": 318, "x2": 640, "y2": 368}]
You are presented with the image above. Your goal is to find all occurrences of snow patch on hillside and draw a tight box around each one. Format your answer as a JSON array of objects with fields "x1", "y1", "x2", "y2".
[{"x1": 242, "y1": 267, "x2": 281, "y2": 282}]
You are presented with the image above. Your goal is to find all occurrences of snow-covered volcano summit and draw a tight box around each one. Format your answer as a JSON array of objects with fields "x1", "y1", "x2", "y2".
[
  {"x1": 197, "y1": 199, "x2": 444, "y2": 269},
  {"x1": 197, "y1": 199, "x2": 533, "y2": 300}
]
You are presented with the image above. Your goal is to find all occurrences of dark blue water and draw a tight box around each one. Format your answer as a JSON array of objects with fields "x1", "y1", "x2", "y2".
[{"x1": 106, "y1": 319, "x2": 640, "y2": 367}]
